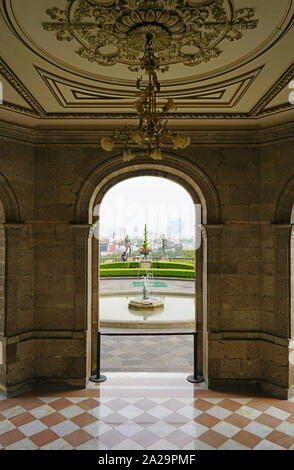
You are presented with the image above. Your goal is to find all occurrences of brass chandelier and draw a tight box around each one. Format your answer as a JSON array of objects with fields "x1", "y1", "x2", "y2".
[{"x1": 100, "y1": 33, "x2": 191, "y2": 162}]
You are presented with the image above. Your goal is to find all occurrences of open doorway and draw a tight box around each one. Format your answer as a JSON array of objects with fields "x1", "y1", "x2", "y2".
[
  {"x1": 78, "y1": 157, "x2": 221, "y2": 387},
  {"x1": 97, "y1": 176, "x2": 196, "y2": 373}
]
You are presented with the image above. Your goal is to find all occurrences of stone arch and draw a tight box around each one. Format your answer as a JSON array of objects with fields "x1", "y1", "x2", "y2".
[
  {"x1": 275, "y1": 174, "x2": 294, "y2": 224},
  {"x1": 274, "y1": 173, "x2": 294, "y2": 398},
  {"x1": 0, "y1": 200, "x2": 4, "y2": 337},
  {"x1": 75, "y1": 151, "x2": 221, "y2": 225},
  {"x1": 75, "y1": 152, "x2": 221, "y2": 382},
  {"x1": 0, "y1": 172, "x2": 20, "y2": 381},
  {"x1": 0, "y1": 171, "x2": 21, "y2": 223}
]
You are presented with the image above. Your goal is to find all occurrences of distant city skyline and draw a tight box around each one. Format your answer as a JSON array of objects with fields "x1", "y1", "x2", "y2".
[{"x1": 99, "y1": 177, "x2": 195, "y2": 240}]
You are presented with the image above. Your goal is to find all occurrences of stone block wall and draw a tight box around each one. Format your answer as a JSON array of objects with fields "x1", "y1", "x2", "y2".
[
  {"x1": 0, "y1": 135, "x2": 293, "y2": 398},
  {"x1": 0, "y1": 140, "x2": 34, "y2": 395}
]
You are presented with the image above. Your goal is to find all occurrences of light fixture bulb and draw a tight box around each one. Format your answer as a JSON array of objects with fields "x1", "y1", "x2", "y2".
[
  {"x1": 150, "y1": 148, "x2": 162, "y2": 160},
  {"x1": 130, "y1": 131, "x2": 144, "y2": 145},
  {"x1": 122, "y1": 148, "x2": 136, "y2": 161},
  {"x1": 101, "y1": 137, "x2": 115, "y2": 152},
  {"x1": 164, "y1": 98, "x2": 177, "y2": 113}
]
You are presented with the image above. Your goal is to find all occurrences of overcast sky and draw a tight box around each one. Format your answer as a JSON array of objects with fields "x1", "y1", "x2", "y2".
[{"x1": 99, "y1": 176, "x2": 195, "y2": 238}]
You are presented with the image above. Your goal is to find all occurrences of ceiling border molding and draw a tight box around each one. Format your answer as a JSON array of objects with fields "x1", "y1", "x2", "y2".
[
  {"x1": 259, "y1": 102, "x2": 292, "y2": 117},
  {"x1": 2, "y1": 68, "x2": 293, "y2": 120},
  {"x1": 34, "y1": 64, "x2": 263, "y2": 111},
  {"x1": 0, "y1": 57, "x2": 45, "y2": 116},
  {"x1": 1, "y1": 119, "x2": 294, "y2": 147},
  {"x1": 1, "y1": 54, "x2": 293, "y2": 120},
  {"x1": 250, "y1": 61, "x2": 294, "y2": 117},
  {"x1": 1, "y1": 100, "x2": 39, "y2": 117}
]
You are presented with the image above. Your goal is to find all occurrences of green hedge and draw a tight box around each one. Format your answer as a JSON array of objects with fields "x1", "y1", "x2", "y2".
[
  {"x1": 100, "y1": 262, "x2": 139, "y2": 269},
  {"x1": 151, "y1": 262, "x2": 194, "y2": 270},
  {"x1": 100, "y1": 261, "x2": 194, "y2": 270},
  {"x1": 100, "y1": 268, "x2": 195, "y2": 279}
]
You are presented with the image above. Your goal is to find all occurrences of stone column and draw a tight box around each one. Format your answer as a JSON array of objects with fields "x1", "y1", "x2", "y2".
[
  {"x1": 1, "y1": 223, "x2": 34, "y2": 396},
  {"x1": 202, "y1": 224, "x2": 224, "y2": 384},
  {"x1": 0, "y1": 223, "x2": 5, "y2": 390},
  {"x1": 31, "y1": 222, "x2": 89, "y2": 391},
  {"x1": 72, "y1": 224, "x2": 93, "y2": 383},
  {"x1": 0, "y1": 223, "x2": 5, "y2": 336},
  {"x1": 91, "y1": 227, "x2": 99, "y2": 377},
  {"x1": 195, "y1": 243, "x2": 203, "y2": 376},
  {"x1": 262, "y1": 224, "x2": 293, "y2": 399},
  {"x1": 207, "y1": 222, "x2": 263, "y2": 394}
]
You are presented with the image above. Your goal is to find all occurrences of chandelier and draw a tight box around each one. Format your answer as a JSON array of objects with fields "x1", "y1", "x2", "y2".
[{"x1": 100, "y1": 33, "x2": 191, "y2": 162}]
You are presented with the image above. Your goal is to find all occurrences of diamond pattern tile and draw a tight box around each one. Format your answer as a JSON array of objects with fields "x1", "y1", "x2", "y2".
[
  {"x1": 0, "y1": 373, "x2": 293, "y2": 450},
  {"x1": 101, "y1": 332, "x2": 193, "y2": 372}
]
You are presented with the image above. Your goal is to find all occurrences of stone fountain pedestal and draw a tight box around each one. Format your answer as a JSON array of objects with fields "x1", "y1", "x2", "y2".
[
  {"x1": 140, "y1": 260, "x2": 151, "y2": 270},
  {"x1": 129, "y1": 274, "x2": 164, "y2": 311}
]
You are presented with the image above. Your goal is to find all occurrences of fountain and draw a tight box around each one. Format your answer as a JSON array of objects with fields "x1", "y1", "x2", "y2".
[{"x1": 128, "y1": 274, "x2": 164, "y2": 311}]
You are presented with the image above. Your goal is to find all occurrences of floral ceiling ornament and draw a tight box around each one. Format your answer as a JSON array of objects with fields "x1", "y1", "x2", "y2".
[
  {"x1": 42, "y1": 0, "x2": 258, "y2": 70},
  {"x1": 42, "y1": 0, "x2": 258, "y2": 162}
]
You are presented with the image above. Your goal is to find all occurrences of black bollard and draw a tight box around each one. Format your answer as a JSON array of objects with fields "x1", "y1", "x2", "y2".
[
  {"x1": 90, "y1": 331, "x2": 107, "y2": 383},
  {"x1": 187, "y1": 331, "x2": 204, "y2": 384}
]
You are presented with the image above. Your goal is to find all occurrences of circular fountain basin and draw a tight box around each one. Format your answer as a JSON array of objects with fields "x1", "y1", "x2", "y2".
[
  {"x1": 99, "y1": 294, "x2": 195, "y2": 329},
  {"x1": 128, "y1": 297, "x2": 164, "y2": 310}
]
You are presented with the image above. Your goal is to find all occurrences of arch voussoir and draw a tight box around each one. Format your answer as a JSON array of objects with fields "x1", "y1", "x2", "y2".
[
  {"x1": 0, "y1": 172, "x2": 21, "y2": 223},
  {"x1": 75, "y1": 152, "x2": 221, "y2": 225}
]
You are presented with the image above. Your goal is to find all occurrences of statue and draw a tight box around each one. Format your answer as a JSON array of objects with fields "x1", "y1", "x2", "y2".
[
  {"x1": 142, "y1": 273, "x2": 153, "y2": 300},
  {"x1": 161, "y1": 234, "x2": 168, "y2": 255},
  {"x1": 142, "y1": 275, "x2": 149, "y2": 300},
  {"x1": 122, "y1": 234, "x2": 131, "y2": 261},
  {"x1": 125, "y1": 235, "x2": 131, "y2": 254}
]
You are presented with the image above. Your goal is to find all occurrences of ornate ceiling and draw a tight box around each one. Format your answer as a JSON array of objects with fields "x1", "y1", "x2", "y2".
[{"x1": 0, "y1": 0, "x2": 294, "y2": 130}]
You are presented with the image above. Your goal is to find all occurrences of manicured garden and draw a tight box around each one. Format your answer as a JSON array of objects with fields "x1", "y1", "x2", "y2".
[{"x1": 100, "y1": 261, "x2": 195, "y2": 279}]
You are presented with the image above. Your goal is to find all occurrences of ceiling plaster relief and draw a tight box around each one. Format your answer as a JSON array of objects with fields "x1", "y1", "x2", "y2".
[
  {"x1": 42, "y1": 0, "x2": 258, "y2": 71},
  {"x1": 0, "y1": 0, "x2": 294, "y2": 127}
]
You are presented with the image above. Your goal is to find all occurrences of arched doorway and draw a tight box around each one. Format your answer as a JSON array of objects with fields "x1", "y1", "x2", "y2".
[
  {"x1": 0, "y1": 200, "x2": 5, "y2": 344},
  {"x1": 290, "y1": 206, "x2": 294, "y2": 397},
  {"x1": 75, "y1": 152, "x2": 221, "y2": 386},
  {"x1": 0, "y1": 171, "x2": 21, "y2": 395},
  {"x1": 275, "y1": 176, "x2": 294, "y2": 398},
  {"x1": 97, "y1": 175, "x2": 197, "y2": 372}
]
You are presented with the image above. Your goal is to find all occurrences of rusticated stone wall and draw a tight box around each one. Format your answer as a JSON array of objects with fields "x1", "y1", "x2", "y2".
[
  {"x1": 0, "y1": 140, "x2": 34, "y2": 395},
  {"x1": 0, "y1": 134, "x2": 293, "y2": 398}
]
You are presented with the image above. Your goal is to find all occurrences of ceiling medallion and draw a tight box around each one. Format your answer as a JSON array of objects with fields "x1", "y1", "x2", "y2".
[
  {"x1": 101, "y1": 33, "x2": 191, "y2": 161},
  {"x1": 42, "y1": 0, "x2": 258, "y2": 71}
]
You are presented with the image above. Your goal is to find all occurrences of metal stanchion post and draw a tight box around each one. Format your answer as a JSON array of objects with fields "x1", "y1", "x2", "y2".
[
  {"x1": 90, "y1": 330, "x2": 107, "y2": 383},
  {"x1": 187, "y1": 331, "x2": 204, "y2": 384}
]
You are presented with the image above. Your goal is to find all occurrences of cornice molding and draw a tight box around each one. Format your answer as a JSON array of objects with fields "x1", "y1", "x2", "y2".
[
  {"x1": 251, "y1": 62, "x2": 294, "y2": 117},
  {"x1": 0, "y1": 57, "x2": 45, "y2": 116},
  {"x1": 1, "y1": 53, "x2": 293, "y2": 120},
  {"x1": 1, "y1": 119, "x2": 294, "y2": 147}
]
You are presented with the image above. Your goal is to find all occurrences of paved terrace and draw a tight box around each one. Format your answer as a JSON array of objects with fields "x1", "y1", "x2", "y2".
[
  {"x1": 100, "y1": 278, "x2": 195, "y2": 296},
  {"x1": 99, "y1": 278, "x2": 195, "y2": 373}
]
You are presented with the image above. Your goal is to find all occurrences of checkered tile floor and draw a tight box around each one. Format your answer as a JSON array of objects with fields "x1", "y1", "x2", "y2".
[
  {"x1": 0, "y1": 373, "x2": 294, "y2": 450},
  {"x1": 101, "y1": 331, "x2": 193, "y2": 372}
]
